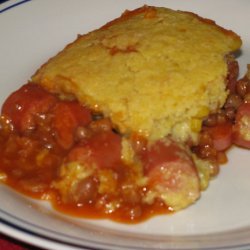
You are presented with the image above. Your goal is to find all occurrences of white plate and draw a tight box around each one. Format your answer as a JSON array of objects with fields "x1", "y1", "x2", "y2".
[{"x1": 1, "y1": 0, "x2": 250, "y2": 249}]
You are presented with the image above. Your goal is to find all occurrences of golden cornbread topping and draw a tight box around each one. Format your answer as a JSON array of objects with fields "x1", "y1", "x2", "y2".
[
  {"x1": 1, "y1": 6, "x2": 250, "y2": 223},
  {"x1": 32, "y1": 6, "x2": 241, "y2": 142}
]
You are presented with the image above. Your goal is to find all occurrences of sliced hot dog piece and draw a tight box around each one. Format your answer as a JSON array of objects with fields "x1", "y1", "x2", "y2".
[
  {"x1": 205, "y1": 122, "x2": 233, "y2": 151},
  {"x1": 67, "y1": 130, "x2": 122, "y2": 169},
  {"x1": 141, "y1": 139, "x2": 200, "y2": 211},
  {"x1": 51, "y1": 101, "x2": 92, "y2": 149},
  {"x1": 233, "y1": 103, "x2": 250, "y2": 148},
  {"x1": 1, "y1": 83, "x2": 56, "y2": 133}
]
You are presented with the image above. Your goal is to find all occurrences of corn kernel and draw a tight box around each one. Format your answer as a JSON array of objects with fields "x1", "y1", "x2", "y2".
[
  {"x1": 195, "y1": 106, "x2": 209, "y2": 118},
  {"x1": 190, "y1": 118, "x2": 202, "y2": 132}
]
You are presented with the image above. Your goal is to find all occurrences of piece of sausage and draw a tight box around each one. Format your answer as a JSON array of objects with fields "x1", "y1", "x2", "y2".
[
  {"x1": 67, "y1": 130, "x2": 122, "y2": 169},
  {"x1": 140, "y1": 139, "x2": 200, "y2": 211},
  {"x1": 2, "y1": 83, "x2": 56, "y2": 133},
  {"x1": 204, "y1": 122, "x2": 233, "y2": 151},
  {"x1": 51, "y1": 100, "x2": 92, "y2": 149},
  {"x1": 233, "y1": 103, "x2": 250, "y2": 148}
]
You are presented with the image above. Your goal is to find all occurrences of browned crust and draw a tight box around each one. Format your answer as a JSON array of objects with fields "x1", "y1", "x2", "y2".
[
  {"x1": 182, "y1": 10, "x2": 242, "y2": 45},
  {"x1": 100, "y1": 5, "x2": 157, "y2": 30},
  {"x1": 32, "y1": 5, "x2": 242, "y2": 89},
  {"x1": 101, "y1": 5, "x2": 241, "y2": 44}
]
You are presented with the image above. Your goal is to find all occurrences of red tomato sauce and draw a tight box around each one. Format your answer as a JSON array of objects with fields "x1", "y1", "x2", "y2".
[
  {"x1": 1, "y1": 58, "x2": 250, "y2": 223},
  {"x1": 0, "y1": 83, "x2": 173, "y2": 223}
]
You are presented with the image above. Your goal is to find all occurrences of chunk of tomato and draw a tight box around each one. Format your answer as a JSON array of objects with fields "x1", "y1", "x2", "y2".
[
  {"x1": 205, "y1": 122, "x2": 233, "y2": 151},
  {"x1": 1, "y1": 83, "x2": 56, "y2": 133},
  {"x1": 233, "y1": 103, "x2": 250, "y2": 148},
  {"x1": 51, "y1": 101, "x2": 92, "y2": 149},
  {"x1": 141, "y1": 140, "x2": 200, "y2": 211},
  {"x1": 67, "y1": 131, "x2": 122, "y2": 169}
]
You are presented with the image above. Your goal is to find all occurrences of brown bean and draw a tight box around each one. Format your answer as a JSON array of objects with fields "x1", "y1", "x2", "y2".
[
  {"x1": 244, "y1": 93, "x2": 250, "y2": 103},
  {"x1": 89, "y1": 118, "x2": 112, "y2": 132},
  {"x1": 224, "y1": 107, "x2": 236, "y2": 120},
  {"x1": 75, "y1": 126, "x2": 91, "y2": 141},
  {"x1": 75, "y1": 176, "x2": 98, "y2": 203},
  {"x1": 203, "y1": 114, "x2": 217, "y2": 127},
  {"x1": 225, "y1": 94, "x2": 242, "y2": 109},
  {"x1": 236, "y1": 79, "x2": 248, "y2": 97},
  {"x1": 198, "y1": 145, "x2": 217, "y2": 159},
  {"x1": 216, "y1": 112, "x2": 227, "y2": 124}
]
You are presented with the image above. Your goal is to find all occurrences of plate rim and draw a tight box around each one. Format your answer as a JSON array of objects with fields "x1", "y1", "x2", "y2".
[
  {"x1": 0, "y1": 0, "x2": 32, "y2": 14},
  {"x1": 1, "y1": 1, "x2": 250, "y2": 249}
]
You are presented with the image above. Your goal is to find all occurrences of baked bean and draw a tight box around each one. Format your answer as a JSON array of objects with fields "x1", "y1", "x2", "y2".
[
  {"x1": 75, "y1": 176, "x2": 99, "y2": 203},
  {"x1": 75, "y1": 126, "x2": 91, "y2": 141},
  {"x1": 217, "y1": 111, "x2": 227, "y2": 124},
  {"x1": 203, "y1": 114, "x2": 217, "y2": 127},
  {"x1": 89, "y1": 118, "x2": 112, "y2": 132},
  {"x1": 244, "y1": 93, "x2": 250, "y2": 103},
  {"x1": 224, "y1": 107, "x2": 236, "y2": 120},
  {"x1": 225, "y1": 94, "x2": 242, "y2": 109},
  {"x1": 198, "y1": 145, "x2": 217, "y2": 159},
  {"x1": 236, "y1": 79, "x2": 248, "y2": 97}
]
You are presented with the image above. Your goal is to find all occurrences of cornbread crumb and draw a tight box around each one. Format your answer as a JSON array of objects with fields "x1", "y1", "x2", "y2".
[
  {"x1": 32, "y1": 6, "x2": 242, "y2": 142},
  {"x1": 121, "y1": 137, "x2": 135, "y2": 164},
  {"x1": 52, "y1": 162, "x2": 94, "y2": 203}
]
